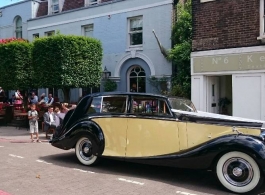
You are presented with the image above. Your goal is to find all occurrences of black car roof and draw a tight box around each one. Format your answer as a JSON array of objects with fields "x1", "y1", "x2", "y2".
[{"x1": 87, "y1": 92, "x2": 168, "y2": 99}]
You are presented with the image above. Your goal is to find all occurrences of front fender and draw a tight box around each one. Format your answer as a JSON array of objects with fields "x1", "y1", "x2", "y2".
[
  {"x1": 142, "y1": 135, "x2": 265, "y2": 171},
  {"x1": 183, "y1": 135, "x2": 265, "y2": 171}
]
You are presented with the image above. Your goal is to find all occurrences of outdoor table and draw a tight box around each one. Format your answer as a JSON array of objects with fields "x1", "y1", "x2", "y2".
[
  {"x1": 13, "y1": 112, "x2": 28, "y2": 129},
  {"x1": 5, "y1": 105, "x2": 13, "y2": 123}
]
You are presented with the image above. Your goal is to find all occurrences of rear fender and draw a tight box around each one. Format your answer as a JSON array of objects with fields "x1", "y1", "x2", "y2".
[{"x1": 68, "y1": 121, "x2": 105, "y2": 155}]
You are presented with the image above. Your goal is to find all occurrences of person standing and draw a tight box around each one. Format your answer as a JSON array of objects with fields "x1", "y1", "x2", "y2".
[
  {"x1": 15, "y1": 90, "x2": 23, "y2": 104},
  {"x1": 0, "y1": 87, "x2": 6, "y2": 102},
  {"x1": 28, "y1": 104, "x2": 41, "y2": 143}
]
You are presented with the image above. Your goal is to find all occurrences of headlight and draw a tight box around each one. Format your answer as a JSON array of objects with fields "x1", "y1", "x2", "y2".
[{"x1": 260, "y1": 123, "x2": 265, "y2": 140}]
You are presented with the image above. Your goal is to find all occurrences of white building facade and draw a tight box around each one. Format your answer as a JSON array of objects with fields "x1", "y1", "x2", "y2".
[{"x1": 0, "y1": 0, "x2": 174, "y2": 103}]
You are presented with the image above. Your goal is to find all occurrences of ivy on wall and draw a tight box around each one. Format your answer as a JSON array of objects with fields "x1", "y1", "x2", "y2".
[
  {"x1": 103, "y1": 79, "x2": 117, "y2": 92},
  {"x1": 169, "y1": 0, "x2": 192, "y2": 98}
]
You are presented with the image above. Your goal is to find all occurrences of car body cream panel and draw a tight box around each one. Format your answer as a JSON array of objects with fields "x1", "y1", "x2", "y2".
[
  {"x1": 178, "y1": 122, "x2": 188, "y2": 151},
  {"x1": 92, "y1": 117, "x2": 127, "y2": 157},
  {"x1": 126, "y1": 118, "x2": 179, "y2": 157},
  {"x1": 186, "y1": 123, "x2": 261, "y2": 148}
]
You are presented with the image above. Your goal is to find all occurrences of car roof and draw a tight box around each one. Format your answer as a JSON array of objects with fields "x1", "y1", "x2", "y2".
[{"x1": 87, "y1": 92, "x2": 168, "y2": 99}]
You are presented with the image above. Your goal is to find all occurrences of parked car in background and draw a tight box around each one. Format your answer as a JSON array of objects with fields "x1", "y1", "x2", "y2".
[{"x1": 50, "y1": 92, "x2": 265, "y2": 194}]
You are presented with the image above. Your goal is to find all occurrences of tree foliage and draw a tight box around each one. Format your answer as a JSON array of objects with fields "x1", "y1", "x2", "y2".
[
  {"x1": 32, "y1": 34, "x2": 103, "y2": 102},
  {"x1": 0, "y1": 39, "x2": 33, "y2": 90},
  {"x1": 169, "y1": 0, "x2": 192, "y2": 98}
]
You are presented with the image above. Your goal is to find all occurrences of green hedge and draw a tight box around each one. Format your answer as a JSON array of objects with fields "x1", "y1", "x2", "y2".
[
  {"x1": 32, "y1": 34, "x2": 103, "y2": 101},
  {"x1": 32, "y1": 34, "x2": 102, "y2": 88},
  {"x1": 0, "y1": 40, "x2": 33, "y2": 90}
]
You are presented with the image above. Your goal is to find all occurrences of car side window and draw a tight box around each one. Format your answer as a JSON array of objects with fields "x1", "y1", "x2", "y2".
[
  {"x1": 132, "y1": 96, "x2": 171, "y2": 116},
  {"x1": 88, "y1": 97, "x2": 102, "y2": 114},
  {"x1": 102, "y1": 96, "x2": 127, "y2": 113}
]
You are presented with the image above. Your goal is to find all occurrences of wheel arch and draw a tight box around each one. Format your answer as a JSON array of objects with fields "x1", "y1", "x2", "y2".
[
  {"x1": 70, "y1": 121, "x2": 105, "y2": 156},
  {"x1": 210, "y1": 143, "x2": 265, "y2": 177}
]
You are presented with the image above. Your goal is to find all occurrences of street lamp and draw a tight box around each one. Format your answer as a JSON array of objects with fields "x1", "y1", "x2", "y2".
[{"x1": 102, "y1": 66, "x2": 111, "y2": 79}]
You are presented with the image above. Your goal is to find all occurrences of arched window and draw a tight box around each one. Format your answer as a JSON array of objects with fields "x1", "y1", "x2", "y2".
[
  {"x1": 15, "y1": 16, "x2": 22, "y2": 38},
  {"x1": 129, "y1": 66, "x2": 146, "y2": 93}
]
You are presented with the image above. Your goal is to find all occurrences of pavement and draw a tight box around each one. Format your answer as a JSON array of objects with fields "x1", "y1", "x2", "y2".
[
  {"x1": 0, "y1": 190, "x2": 11, "y2": 195},
  {"x1": 0, "y1": 125, "x2": 51, "y2": 143},
  {"x1": 0, "y1": 126, "x2": 265, "y2": 195},
  {"x1": 0, "y1": 126, "x2": 52, "y2": 195}
]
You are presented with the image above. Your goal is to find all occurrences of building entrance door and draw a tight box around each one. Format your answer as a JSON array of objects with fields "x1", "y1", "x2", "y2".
[{"x1": 206, "y1": 76, "x2": 220, "y2": 113}]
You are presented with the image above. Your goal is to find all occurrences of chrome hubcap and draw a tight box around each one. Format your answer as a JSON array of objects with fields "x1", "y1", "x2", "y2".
[
  {"x1": 79, "y1": 139, "x2": 94, "y2": 161},
  {"x1": 223, "y1": 157, "x2": 254, "y2": 187},
  {"x1": 232, "y1": 167, "x2": 243, "y2": 177},
  {"x1": 83, "y1": 146, "x2": 90, "y2": 154}
]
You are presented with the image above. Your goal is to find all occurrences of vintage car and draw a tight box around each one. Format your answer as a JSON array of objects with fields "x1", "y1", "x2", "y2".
[{"x1": 50, "y1": 92, "x2": 265, "y2": 194}]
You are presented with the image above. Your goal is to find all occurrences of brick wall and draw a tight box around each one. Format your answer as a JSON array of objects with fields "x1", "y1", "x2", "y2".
[
  {"x1": 36, "y1": 2, "x2": 48, "y2": 17},
  {"x1": 63, "y1": 0, "x2": 84, "y2": 11},
  {"x1": 192, "y1": 0, "x2": 260, "y2": 51},
  {"x1": 36, "y1": 0, "x2": 114, "y2": 17}
]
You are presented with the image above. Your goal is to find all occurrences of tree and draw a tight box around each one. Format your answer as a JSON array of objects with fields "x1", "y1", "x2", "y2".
[
  {"x1": 0, "y1": 38, "x2": 34, "y2": 91},
  {"x1": 169, "y1": 0, "x2": 192, "y2": 98},
  {"x1": 32, "y1": 34, "x2": 103, "y2": 102}
]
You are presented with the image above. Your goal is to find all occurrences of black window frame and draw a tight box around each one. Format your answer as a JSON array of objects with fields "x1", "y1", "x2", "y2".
[{"x1": 129, "y1": 95, "x2": 173, "y2": 118}]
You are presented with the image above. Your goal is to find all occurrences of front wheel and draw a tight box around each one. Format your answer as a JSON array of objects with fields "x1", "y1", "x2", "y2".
[
  {"x1": 75, "y1": 137, "x2": 98, "y2": 166},
  {"x1": 216, "y1": 151, "x2": 263, "y2": 194}
]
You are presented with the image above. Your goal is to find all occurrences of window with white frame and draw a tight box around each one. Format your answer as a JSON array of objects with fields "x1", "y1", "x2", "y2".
[
  {"x1": 33, "y1": 33, "x2": 39, "y2": 39},
  {"x1": 258, "y1": 0, "x2": 265, "y2": 39},
  {"x1": 15, "y1": 16, "x2": 22, "y2": 38},
  {"x1": 45, "y1": 31, "x2": 55, "y2": 36},
  {"x1": 51, "y1": 0, "x2": 59, "y2": 14},
  {"x1": 83, "y1": 24, "x2": 94, "y2": 37},
  {"x1": 85, "y1": 0, "x2": 101, "y2": 6},
  {"x1": 200, "y1": 0, "x2": 215, "y2": 2},
  {"x1": 128, "y1": 16, "x2": 143, "y2": 46}
]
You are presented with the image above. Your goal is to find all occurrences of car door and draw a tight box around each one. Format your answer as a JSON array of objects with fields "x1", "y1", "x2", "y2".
[
  {"x1": 126, "y1": 95, "x2": 180, "y2": 157},
  {"x1": 90, "y1": 95, "x2": 128, "y2": 157}
]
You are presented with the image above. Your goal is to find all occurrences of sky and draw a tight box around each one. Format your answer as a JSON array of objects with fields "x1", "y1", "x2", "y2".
[{"x1": 0, "y1": 0, "x2": 24, "y2": 7}]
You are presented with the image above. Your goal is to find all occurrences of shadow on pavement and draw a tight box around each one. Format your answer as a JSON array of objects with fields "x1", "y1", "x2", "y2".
[{"x1": 38, "y1": 151, "x2": 265, "y2": 195}]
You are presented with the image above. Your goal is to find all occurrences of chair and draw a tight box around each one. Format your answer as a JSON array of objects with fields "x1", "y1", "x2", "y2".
[
  {"x1": 42, "y1": 122, "x2": 56, "y2": 139},
  {"x1": 0, "y1": 109, "x2": 6, "y2": 126},
  {"x1": 13, "y1": 110, "x2": 28, "y2": 129},
  {"x1": 14, "y1": 103, "x2": 22, "y2": 110}
]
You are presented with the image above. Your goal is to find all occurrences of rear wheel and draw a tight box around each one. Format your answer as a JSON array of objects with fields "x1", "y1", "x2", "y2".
[
  {"x1": 75, "y1": 137, "x2": 98, "y2": 166},
  {"x1": 216, "y1": 151, "x2": 263, "y2": 194}
]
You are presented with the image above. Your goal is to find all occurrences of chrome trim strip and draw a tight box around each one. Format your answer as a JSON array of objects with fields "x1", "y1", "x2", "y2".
[{"x1": 261, "y1": 123, "x2": 265, "y2": 132}]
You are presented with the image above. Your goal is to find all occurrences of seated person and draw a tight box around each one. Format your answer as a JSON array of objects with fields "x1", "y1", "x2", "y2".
[
  {"x1": 9, "y1": 94, "x2": 16, "y2": 105},
  {"x1": 47, "y1": 94, "x2": 54, "y2": 106},
  {"x1": 38, "y1": 93, "x2": 48, "y2": 105},
  {"x1": 28, "y1": 92, "x2": 38, "y2": 105},
  {"x1": 57, "y1": 103, "x2": 76, "y2": 120},
  {"x1": 43, "y1": 106, "x2": 57, "y2": 132}
]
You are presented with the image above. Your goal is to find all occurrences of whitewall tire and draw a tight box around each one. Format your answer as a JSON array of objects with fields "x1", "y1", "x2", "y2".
[
  {"x1": 75, "y1": 137, "x2": 98, "y2": 166},
  {"x1": 216, "y1": 151, "x2": 262, "y2": 194}
]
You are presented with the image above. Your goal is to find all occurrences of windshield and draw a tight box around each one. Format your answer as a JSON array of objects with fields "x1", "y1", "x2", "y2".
[{"x1": 168, "y1": 97, "x2": 197, "y2": 112}]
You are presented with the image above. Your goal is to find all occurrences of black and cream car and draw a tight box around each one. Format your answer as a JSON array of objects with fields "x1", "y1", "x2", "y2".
[{"x1": 50, "y1": 92, "x2": 265, "y2": 194}]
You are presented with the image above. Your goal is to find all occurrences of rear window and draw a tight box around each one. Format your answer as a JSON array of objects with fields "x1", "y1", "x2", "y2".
[{"x1": 88, "y1": 96, "x2": 127, "y2": 114}]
